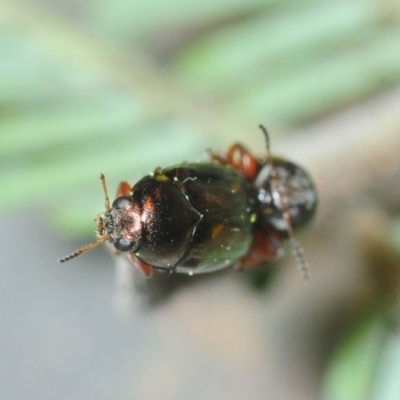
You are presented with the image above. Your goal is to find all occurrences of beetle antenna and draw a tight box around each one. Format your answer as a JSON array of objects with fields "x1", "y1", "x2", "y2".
[
  {"x1": 100, "y1": 173, "x2": 111, "y2": 212},
  {"x1": 259, "y1": 124, "x2": 309, "y2": 282},
  {"x1": 282, "y1": 212, "x2": 310, "y2": 282},
  {"x1": 58, "y1": 174, "x2": 112, "y2": 264},
  {"x1": 259, "y1": 124, "x2": 278, "y2": 179},
  {"x1": 58, "y1": 235, "x2": 110, "y2": 263},
  {"x1": 259, "y1": 125, "x2": 271, "y2": 159}
]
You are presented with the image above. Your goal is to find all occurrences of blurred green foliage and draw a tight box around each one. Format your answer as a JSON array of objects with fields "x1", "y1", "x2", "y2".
[
  {"x1": 323, "y1": 308, "x2": 386, "y2": 400},
  {"x1": 0, "y1": 0, "x2": 399, "y2": 238},
  {"x1": 324, "y1": 214, "x2": 400, "y2": 400},
  {"x1": 1, "y1": 1, "x2": 400, "y2": 398}
]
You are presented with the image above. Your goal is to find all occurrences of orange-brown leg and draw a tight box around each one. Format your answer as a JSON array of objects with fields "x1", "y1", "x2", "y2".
[
  {"x1": 128, "y1": 253, "x2": 154, "y2": 277},
  {"x1": 209, "y1": 143, "x2": 258, "y2": 180},
  {"x1": 116, "y1": 181, "x2": 131, "y2": 197},
  {"x1": 226, "y1": 144, "x2": 258, "y2": 180},
  {"x1": 208, "y1": 149, "x2": 227, "y2": 164},
  {"x1": 237, "y1": 230, "x2": 285, "y2": 269}
]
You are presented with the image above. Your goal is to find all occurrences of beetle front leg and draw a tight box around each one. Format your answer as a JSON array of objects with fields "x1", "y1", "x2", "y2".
[
  {"x1": 128, "y1": 253, "x2": 154, "y2": 277},
  {"x1": 116, "y1": 181, "x2": 131, "y2": 197}
]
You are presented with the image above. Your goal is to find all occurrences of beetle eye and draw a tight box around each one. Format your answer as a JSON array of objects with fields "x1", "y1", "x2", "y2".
[
  {"x1": 114, "y1": 238, "x2": 134, "y2": 252},
  {"x1": 112, "y1": 197, "x2": 131, "y2": 210}
]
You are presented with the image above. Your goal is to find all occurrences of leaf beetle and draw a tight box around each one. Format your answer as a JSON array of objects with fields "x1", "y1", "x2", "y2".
[{"x1": 59, "y1": 126, "x2": 317, "y2": 280}]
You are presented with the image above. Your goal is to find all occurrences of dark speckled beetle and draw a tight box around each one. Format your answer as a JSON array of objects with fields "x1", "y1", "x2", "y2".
[{"x1": 59, "y1": 126, "x2": 317, "y2": 279}]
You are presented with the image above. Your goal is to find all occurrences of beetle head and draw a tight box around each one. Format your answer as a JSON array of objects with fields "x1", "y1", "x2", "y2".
[{"x1": 59, "y1": 174, "x2": 142, "y2": 263}]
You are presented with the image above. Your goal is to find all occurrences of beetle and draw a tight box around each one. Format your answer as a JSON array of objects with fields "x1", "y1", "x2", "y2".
[{"x1": 59, "y1": 126, "x2": 317, "y2": 279}]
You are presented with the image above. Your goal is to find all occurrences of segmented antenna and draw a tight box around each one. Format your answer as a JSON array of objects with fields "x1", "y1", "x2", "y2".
[
  {"x1": 100, "y1": 173, "x2": 111, "y2": 212},
  {"x1": 259, "y1": 124, "x2": 271, "y2": 156},
  {"x1": 58, "y1": 174, "x2": 112, "y2": 263},
  {"x1": 259, "y1": 125, "x2": 310, "y2": 282},
  {"x1": 283, "y1": 213, "x2": 310, "y2": 282},
  {"x1": 58, "y1": 235, "x2": 110, "y2": 263}
]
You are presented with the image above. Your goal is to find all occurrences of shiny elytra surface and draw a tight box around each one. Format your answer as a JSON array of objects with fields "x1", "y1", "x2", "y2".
[{"x1": 132, "y1": 163, "x2": 256, "y2": 273}]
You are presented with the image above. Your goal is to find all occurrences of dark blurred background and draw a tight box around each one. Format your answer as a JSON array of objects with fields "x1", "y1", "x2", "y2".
[{"x1": 1, "y1": 0, "x2": 400, "y2": 399}]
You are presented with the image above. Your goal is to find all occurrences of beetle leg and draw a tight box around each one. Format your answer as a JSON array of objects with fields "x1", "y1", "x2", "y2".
[
  {"x1": 128, "y1": 253, "x2": 153, "y2": 277},
  {"x1": 226, "y1": 144, "x2": 258, "y2": 180},
  {"x1": 116, "y1": 181, "x2": 131, "y2": 197},
  {"x1": 209, "y1": 144, "x2": 258, "y2": 180},
  {"x1": 208, "y1": 149, "x2": 227, "y2": 164},
  {"x1": 238, "y1": 230, "x2": 285, "y2": 269}
]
